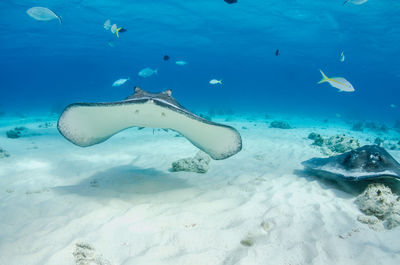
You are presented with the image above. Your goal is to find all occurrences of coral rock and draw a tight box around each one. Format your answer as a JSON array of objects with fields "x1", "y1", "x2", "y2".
[
  {"x1": 6, "y1": 127, "x2": 28, "y2": 139},
  {"x1": 73, "y1": 243, "x2": 111, "y2": 265},
  {"x1": 172, "y1": 151, "x2": 211, "y2": 173},
  {"x1": 0, "y1": 147, "x2": 10, "y2": 158},
  {"x1": 270, "y1": 120, "x2": 291, "y2": 129},
  {"x1": 387, "y1": 214, "x2": 400, "y2": 229},
  {"x1": 308, "y1": 132, "x2": 324, "y2": 146},
  {"x1": 309, "y1": 133, "x2": 360, "y2": 155},
  {"x1": 355, "y1": 183, "x2": 400, "y2": 229}
]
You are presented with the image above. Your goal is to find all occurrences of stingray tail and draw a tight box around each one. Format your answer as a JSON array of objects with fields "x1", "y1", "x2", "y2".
[{"x1": 318, "y1": 69, "x2": 329, "y2": 84}]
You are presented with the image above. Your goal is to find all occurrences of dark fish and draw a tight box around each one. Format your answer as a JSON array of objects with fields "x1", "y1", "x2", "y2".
[
  {"x1": 224, "y1": 0, "x2": 238, "y2": 4},
  {"x1": 275, "y1": 49, "x2": 279, "y2": 56},
  {"x1": 119, "y1": 28, "x2": 127, "y2": 33},
  {"x1": 163, "y1": 55, "x2": 170, "y2": 61}
]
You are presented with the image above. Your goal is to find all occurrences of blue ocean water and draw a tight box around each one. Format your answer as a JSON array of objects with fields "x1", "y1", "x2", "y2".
[
  {"x1": 0, "y1": 0, "x2": 399, "y2": 122},
  {"x1": 3, "y1": 2, "x2": 400, "y2": 264}
]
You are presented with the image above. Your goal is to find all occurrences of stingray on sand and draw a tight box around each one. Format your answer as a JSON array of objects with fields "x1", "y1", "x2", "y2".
[
  {"x1": 302, "y1": 145, "x2": 400, "y2": 181},
  {"x1": 57, "y1": 87, "x2": 242, "y2": 160}
]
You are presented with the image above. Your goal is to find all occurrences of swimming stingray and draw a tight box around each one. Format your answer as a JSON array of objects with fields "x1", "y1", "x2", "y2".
[
  {"x1": 301, "y1": 145, "x2": 400, "y2": 181},
  {"x1": 57, "y1": 87, "x2": 242, "y2": 160}
]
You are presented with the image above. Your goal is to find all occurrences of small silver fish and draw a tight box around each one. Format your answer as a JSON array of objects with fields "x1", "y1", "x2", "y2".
[
  {"x1": 340, "y1": 51, "x2": 345, "y2": 62},
  {"x1": 344, "y1": 0, "x2": 368, "y2": 5},
  {"x1": 27, "y1": 7, "x2": 62, "y2": 24},
  {"x1": 175, "y1": 60, "x2": 187, "y2": 66},
  {"x1": 209, "y1": 79, "x2": 222, "y2": 85},
  {"x1": 104, "y1": 19, "x2": 111, "y2": 30},
  {"x1": 138, "y1": 67, "x2": 158, "y2": 78},
  {"x1": 112, "y1": 78, "x2": 129, "y2": 86}
]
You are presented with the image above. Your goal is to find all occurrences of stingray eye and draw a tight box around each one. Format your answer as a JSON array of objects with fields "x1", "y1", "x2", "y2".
[
  {"x1": 343, "y1": 153, "x2": 352, "y2": 164},
  {"x1": 373, "y1": 153, "x2": 380, "y2": 160},
  {"x1": 164, "y1": 89, "x2": 172, "y2": 96},
  {"x1": 369, "y1": 153, "x2": 382, "y2": 163}
]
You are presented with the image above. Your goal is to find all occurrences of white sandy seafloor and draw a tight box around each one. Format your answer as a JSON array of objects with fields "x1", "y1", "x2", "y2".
[{"x1": 0, "y1": 114, "x2": 400, "y2": 265}]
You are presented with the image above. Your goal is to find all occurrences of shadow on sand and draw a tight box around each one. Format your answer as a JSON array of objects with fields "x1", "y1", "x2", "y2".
[{"x1": 53, "y1": 164, "x2": 192, "y2": 200}]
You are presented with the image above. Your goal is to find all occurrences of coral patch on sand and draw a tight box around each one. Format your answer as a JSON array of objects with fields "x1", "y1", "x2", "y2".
[
  {"x1": 308, "y1": 133, "x2": 360, "y2": 156},
  {"x1": 270, "y1": 120, "x2": 292, "y2": 129},
  {"x1": 73, "y1": 243, "x2": 111, "y2": 265},
  {"x1": 355, "y1": 183, "x2": 400, "y2": 229},
  {"x1": 172, "y1": 151, "x2": 211, "y2": 173},
  {"x1": 0, "y1": 147, "x2": 10, "y2": 158},
  {"x1": 6, "y1": 127, "x2": 28, "y2": 138}
]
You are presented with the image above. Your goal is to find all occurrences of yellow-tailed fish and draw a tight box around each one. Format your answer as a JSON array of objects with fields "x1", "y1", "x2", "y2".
[
  {"x1": 110, "y1": 24, "x2": 122, "y2": 38},
  {"x1": 318, "y1": 70, "x2": 354, "y2": 92},
  {"x1": 116, "y1": 27, "x2": 122, "y2": 38}
]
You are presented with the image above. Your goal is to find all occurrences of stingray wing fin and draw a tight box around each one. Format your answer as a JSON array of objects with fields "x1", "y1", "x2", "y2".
[{"x1": 57, "y1": 100, "x2": 242, "y2": 160}]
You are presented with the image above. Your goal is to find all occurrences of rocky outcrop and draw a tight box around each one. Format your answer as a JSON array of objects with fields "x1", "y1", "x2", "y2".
[
  {"x1": 0, "y1": 147, "x2": 10, "y2": 158},
  {"x1": 6, "y1": 127, "x2": 28, "y2": 139},
  {"x1": 355, "y1": 183, "x2": 400, "y2": 230},
  {"x1": 270, "y1": 120, "x2": 291, "y2": 129},
  {"x1": 308, "y1": 133, "x2": 360, "y2": 156},
  {"x1": 73, "y1": 243, "x2": 111, "y2": 265},
  {"x1": 172, "y1": 151, "x2": 211, "y2": 173}
]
